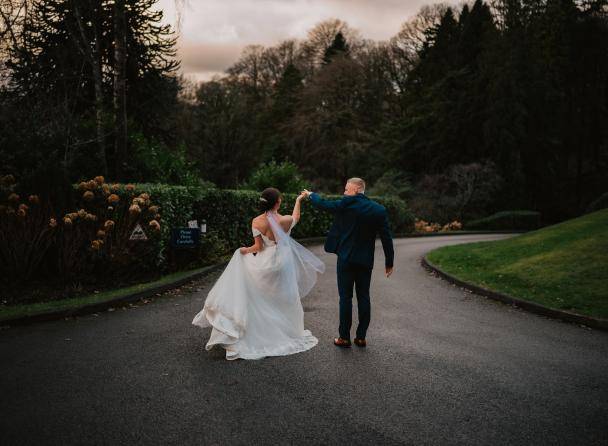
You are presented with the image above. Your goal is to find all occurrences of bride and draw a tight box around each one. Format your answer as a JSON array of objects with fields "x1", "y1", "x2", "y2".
[{"x1": 192, "y1": 187, "x2": 325, "y2": 360}]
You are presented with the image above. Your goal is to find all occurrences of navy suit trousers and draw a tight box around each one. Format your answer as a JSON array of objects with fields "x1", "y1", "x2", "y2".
[{"x1": 336, "y1": 257, "x2": 373, "y2": 340}]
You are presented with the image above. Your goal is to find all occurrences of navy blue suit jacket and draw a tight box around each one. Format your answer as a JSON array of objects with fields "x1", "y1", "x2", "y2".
[{"x1": 310, "y1": 192, "x2": 394, "y2": 269}]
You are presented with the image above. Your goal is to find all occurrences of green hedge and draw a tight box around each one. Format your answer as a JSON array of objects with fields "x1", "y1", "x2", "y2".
[
  {"x1": 128, "y1": 185, "x2": 413, "y2": 263},
  {"x1": 189, "y1": 190, "x2": 414, "y2": 251},
  {"x1": 465, "y1": 210, "x2": 541, "y2": 231},
  {"x1": 2, "y1": 181, "x2": 413, "y2": 303},
  {"x1": 12, "y1": 181, "x2": 411, "y2": 271}
]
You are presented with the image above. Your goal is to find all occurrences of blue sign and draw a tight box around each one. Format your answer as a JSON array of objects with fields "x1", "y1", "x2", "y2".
[{"x1": 170, "y1": 227, "x2": 200, "y2": 248}]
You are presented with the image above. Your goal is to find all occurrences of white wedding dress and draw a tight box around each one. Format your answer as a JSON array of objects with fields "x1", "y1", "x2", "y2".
[{"x1": 192, "y1": 211, "x2": 325, "y2": 360}]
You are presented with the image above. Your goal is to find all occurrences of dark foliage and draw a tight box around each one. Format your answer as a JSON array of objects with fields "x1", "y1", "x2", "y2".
[
  {"x1": 176, "y1": 1, "x2": 608, "y2": 223},
  {"x1": 1, "y1": 0, "x2": 181, "y2": 187},
  {"x1": 465, "y1": 210, "x2": 542, "y2": 230}
]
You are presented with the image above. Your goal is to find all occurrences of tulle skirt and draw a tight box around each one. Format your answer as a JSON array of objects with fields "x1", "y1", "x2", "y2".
[{"x1": 192, "y1": 239, "x2": 324, "y2": 360}]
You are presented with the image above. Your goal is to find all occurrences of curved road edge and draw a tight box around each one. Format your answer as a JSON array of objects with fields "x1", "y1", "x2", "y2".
[{"x1": 421, "y1": 255, "x2": 608, "y2": 332}]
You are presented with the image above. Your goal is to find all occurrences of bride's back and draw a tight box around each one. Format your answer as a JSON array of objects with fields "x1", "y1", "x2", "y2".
[{"x1": 252, "y1": 213, "x2": 293, "y2": 241}]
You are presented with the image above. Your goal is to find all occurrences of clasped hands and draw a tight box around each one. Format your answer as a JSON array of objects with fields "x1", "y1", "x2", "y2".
[{"x1": 297, "y1": 189, "x2": 312, "y2": 201}]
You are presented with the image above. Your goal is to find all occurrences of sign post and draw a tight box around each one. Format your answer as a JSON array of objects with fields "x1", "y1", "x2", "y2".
[
  {"x1": 170, "y1": 227, "x2": 200, "y2": 248},
  {"x1": 129, "y1": 223, "x2": 148, "y2": 241}
]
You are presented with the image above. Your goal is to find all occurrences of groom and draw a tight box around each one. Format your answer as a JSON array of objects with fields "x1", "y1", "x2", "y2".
[{"x1": 303, "y1": 178, "x2": 394, "y2": 348}]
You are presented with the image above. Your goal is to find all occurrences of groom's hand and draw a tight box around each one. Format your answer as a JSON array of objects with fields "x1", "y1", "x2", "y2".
[
  {"x1": 302, "y1": 189, "x2": 312, "y2": 198},
  {"x1": 385, "y1": 266, "x2": 393, "y2": 278}
]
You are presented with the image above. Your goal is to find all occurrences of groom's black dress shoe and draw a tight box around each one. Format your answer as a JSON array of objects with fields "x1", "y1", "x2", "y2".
[
  {"x1": 334, "y1": 337, "x2": 351, "y2": 348},
  {"x1": 353, "y1": 338, "x2": 366, "y2": 347}
]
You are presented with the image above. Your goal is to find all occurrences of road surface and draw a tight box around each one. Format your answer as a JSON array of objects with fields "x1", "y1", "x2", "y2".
[{"x1": 1, "y1": 234, "x2": 607, "y2": 445}]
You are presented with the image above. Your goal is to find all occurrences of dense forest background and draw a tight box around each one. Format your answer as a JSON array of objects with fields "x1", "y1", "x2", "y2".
[{"x1": 1, "y1": 0, "x2": 607, "y2": 223}]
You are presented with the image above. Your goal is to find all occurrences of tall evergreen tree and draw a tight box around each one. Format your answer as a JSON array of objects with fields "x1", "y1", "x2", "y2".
[
  {"x1": 322, "y1": 31, "x2": 350, "y2": 64},
  {"x1": 3, "y1": 0, "x2": 179, "y2": 181},
  {"x1": 262, "y1": 63, "x2": 304, "y2": 161}
]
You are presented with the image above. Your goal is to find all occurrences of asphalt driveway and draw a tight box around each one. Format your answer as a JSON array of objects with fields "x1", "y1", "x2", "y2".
[{"x1": 1, "y1": 234, "x2": 607, "y2": 445}]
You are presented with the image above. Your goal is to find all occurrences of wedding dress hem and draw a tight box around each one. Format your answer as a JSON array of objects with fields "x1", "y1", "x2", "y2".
[{"x1": 210, "y1": 331, "x2": 319, "y2": 361}]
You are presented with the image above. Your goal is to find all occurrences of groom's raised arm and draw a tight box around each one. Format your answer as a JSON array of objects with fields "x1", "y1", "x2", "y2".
[{"x1": 309, "y1": 192, "x2": 345, "y2": 214}]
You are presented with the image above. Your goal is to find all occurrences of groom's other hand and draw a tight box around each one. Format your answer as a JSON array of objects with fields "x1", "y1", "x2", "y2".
[{"x1": 385, "y1": 266, "x2": 393, "y2": 278}]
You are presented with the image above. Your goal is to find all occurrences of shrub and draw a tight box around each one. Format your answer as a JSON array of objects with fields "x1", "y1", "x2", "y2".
[
  {"x1": 0, "y1": 177, "x2": 58, "y2": 285},
  {"x1": 374, "y1": 195, "x2": 415, "y2": 235},
  {"x1": 127, "y1": 183, "x2": 205, "y2": 267},
  {"x1": 368, "y1": 170, "x2": 413, "y2": 201},
  {"x1": 586, "y1": 192, "x2": 608, "y2": 214},
  {"x1": 243, "y1": 160, "x2": 308, "y2": 193},
  {"x1": 127, "y1": 133, "x2": 209, "y2": 188},
  {"x1": 0, "y1": 176, "x2": 164, "y2": 301},
  {"x1": 1, "y1": 178, "x2": 414, "y2": 305},
  {"x1": 411, "y1": 161, "x2": 503, "y2": 223},
  {"x1": 465, "y1": 211, "x2": 541, "y2": 230},
  {"x1": 191, "y1": 191, "x2": 415, "y2": 250},
  {"x1": 69, "y1": 180, "x2": 163, "y2": 281},
  {"x1": 414, "y1": 219, "x2": 463, "y2": 233},
  {"x1": 415, "y1": 219, "x2": 442, "y2": 233},
  {"x1": 442, "y1": 221, "x2": 463, "y2": 231}
]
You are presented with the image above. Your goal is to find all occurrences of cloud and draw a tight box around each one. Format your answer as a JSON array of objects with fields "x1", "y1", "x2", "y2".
[
  {"x1": 178, "y1": 42, "x2": 244, "y2": 73},
  {"x1": 157, "y1": 0, "x2": 457, "y2": 80}
]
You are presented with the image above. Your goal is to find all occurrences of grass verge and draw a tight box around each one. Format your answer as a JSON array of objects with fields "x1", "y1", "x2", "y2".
[{"x1": 427, "y1": 209, "x2": 608, "y2": 319}]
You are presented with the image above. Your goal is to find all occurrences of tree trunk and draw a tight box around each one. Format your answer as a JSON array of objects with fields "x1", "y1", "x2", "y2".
[
  {"x1": 113, "y1": 0, "x2": 128, "y2": 180},
  {"x1": 73, "y1": 0, "x2": 107, "y2": 176},
  {"x1": 91, "y1": 11, "x2": 107, "y2": 176}
]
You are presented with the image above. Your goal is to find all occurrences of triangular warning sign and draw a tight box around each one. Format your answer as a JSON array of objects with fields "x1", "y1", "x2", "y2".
[{"x1": 129, "y1": 223, "x2": 148, "y2": 241}]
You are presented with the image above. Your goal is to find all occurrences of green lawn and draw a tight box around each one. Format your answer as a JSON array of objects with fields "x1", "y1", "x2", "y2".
[
  {"x1": 427, "y1": 209, "x2": 608, "y2": 319},
  {"x1": 0, "y1": 266, "x2": 216, "y2": 322}
]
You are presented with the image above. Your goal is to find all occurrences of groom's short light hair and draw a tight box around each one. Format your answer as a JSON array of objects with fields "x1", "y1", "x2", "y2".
[{"x1": 347, "y1": 177, "x2": 366, "y2": 192}]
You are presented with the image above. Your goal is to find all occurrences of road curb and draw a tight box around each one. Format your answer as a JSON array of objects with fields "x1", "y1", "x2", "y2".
[
  {"x1": 395, "y1": 230, "x2": 528, "y2": 238},
  {"x1": 421, "y1": 255, "x2": 608, "y2": 332}
]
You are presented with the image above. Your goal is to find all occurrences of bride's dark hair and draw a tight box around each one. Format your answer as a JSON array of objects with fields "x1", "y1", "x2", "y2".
[{"x1": 259, "y1": 187, "x2": 281, "y2": 212}]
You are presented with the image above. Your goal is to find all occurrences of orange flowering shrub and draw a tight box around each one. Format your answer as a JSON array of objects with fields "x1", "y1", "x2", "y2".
[
  {"x1": 60, "y1": 177, "x2": 162, "y2": 279},
  {"x1": 441, "y1": 221, "x2": 463, "y2": 231},
  {"x1": 0, "y1": 175, "x2": 164, "y2": 299},
  {"x1": 414, "y1": 218, "x2": 461, "y2": 233},
  {"x1": 0, "y1": 175, "x2": 58, "y2": 285}
]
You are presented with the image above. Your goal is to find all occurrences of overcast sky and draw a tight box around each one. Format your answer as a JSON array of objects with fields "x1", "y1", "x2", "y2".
[{"x1": 156, "y1": 0, "x2": 457, "y2": 81}]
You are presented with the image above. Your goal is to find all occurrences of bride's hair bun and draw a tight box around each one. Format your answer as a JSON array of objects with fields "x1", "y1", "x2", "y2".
[{"x1": 259, "y1": 187, "x2": 281, "y2": 212}]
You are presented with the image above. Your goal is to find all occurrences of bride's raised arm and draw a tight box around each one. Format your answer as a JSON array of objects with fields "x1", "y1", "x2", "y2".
[{"x1": 292, "y1": 191, "x2": 307, "y2": 224}]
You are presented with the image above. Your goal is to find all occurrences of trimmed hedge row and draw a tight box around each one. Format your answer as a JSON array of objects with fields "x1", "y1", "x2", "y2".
[
  {"x1": 190, "y1": 190, "x2": 414, "y2": 250},
  {"x1": 129, "y1": 184, "x2": 414, "y2": 269},
  {"x1": 465, "y1": 210, "x2": 541, "y2": 230}
]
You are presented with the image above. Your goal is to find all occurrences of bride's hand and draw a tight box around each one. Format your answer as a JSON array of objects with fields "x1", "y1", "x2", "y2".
[
  {"x1": 296, "y1": 191, "x2": 307, "y2": 201},
  {"x1": 239, "y1": 247, "x2": 248, "y2": 255}
]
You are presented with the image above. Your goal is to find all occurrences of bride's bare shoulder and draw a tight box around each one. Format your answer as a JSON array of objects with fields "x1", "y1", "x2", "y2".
[{"x1": 252, "y1": 214, "x2": 268, "y2": 229}]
